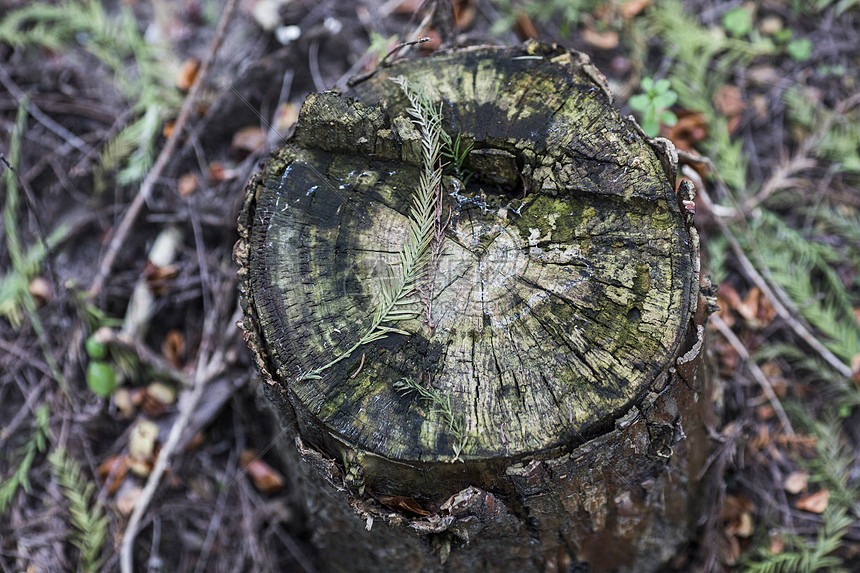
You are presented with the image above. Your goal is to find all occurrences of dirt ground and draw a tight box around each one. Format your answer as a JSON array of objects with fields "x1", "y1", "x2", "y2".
[{"x1": 1, "y1": 0, "x2": 859, "y2": 571}]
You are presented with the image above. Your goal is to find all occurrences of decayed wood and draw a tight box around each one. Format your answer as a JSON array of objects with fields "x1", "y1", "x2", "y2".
[{"x1": 236, "y1": 42, "x2": 714, "y2": 572}]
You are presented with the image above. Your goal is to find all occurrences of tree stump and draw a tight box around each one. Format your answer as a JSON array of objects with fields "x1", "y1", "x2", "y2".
[{"x1": 236, "y1": 42, "x2": 714, "y2": 572}]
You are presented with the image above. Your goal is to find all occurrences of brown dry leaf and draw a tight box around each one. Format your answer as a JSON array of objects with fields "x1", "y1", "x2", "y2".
[
  {"x1": 419, "y1": 29, "x2": 442, "y2": 54},
  {"x1": 514, "y1": 11, "x2": 538, "y2": 40},
  {"x1": 240, "y1": 450, "x2": 285, "y2": 494},
  {"x1": 143, "y1": 261, "x2": 179, "y2": 296},
  {"x1": 716, "y1": 283, "x2": 742, "y2": 323},
  {"x1": 769, "y1": 532, "x2": 785, "y2": 555},
  {"x1": 232, "y1": 126, "x2": 267, "y2": 153},
  {"x1": 28, "y1": 277, "x2": 51, "y2": 305},
  {"x1": 177, "y1": 173, "x2": 198, "y2": 197},
  {"x1": 116, "y1": 483, "x2": 143, "y2": 515},
  {"x1": 759, "y1": 15, "x2": 783, "y2": 36},
  {"x1": 175, "y1": 58, "x2": 200, "y2": 91},
  {"x1": 141, "y1": 382, "x2": 177, "y2": 417},
  {"x1": 738, "y1": 287, "x2": 777, "y2": 327},
  {"x1": 97, "y1": 455, "x2": 129, "y2": 495},
  {"x1": 274, "y1": 102, "x2": 299, "y2": 135},
  {"x1": 162, "y1": 329, "x2": 186, "y2": 368},
  {"x1": 582, "y1": 27, "x2": 619, "y2": 50},
  {"x1": 379, "y1": 495, "x2": 432, "y2": 516},
  {"x1": 662, "y1": 110, "x2": 708, "y2": 152},
  {"x1": 162, "y1": 121, "x2": 175, "y2": 139},
  {"x1": 452, "y1": 0, "x2": 476, "y2": 29},
  {"x1": 114, "y1": 388, "x2": 136, "y2": 418},
  {"x1": 756, "y1": 403, "x2": 774, "y2": 422},
  {"x1": 390, "y1": 0, "x2": 423, "y2": 15},
  {"x1": 784, "y1": 471, "x2": 809, "y2": 494},
  {"x1": 714, "y1": 85, "x2": 745, "y2": 118},
  {"x1": 619, "y1": 0, "x2": 652, "y2": 19},
  {"x1": 721, "y1": 495, "x2": 755, "y2": 538},
  {"x1": 714, "y1": 84, "x2": 745, "y2": 134},
  {"x1": 851, "y1": 352, "x2": 860, "y2": 385},
  {"x1": 795, "y1": 489, "x2": 830, "y2": 513}
]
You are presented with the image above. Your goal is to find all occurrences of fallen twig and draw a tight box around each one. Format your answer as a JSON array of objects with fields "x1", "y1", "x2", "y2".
[
  {"x1": 88, "y1": 0, "x2": 238, "y2": 299},
  {"x1": 679, "y1": 153, "x2": 853, "y2": 380},
  {"x1": 711, "y1": 314, "x2": 794, "y2": 436}
]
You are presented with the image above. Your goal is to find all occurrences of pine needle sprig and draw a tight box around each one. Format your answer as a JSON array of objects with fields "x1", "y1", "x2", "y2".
[
  {"x1": 304, "y1": 77, "x2": 444, "y2": 379},
  {"x1": 0, "y1": 403, "x2": 50, "y2": 516},
  {"x1": 48, "y1": 448, "x2": 109, "y2": 573},
  {"x1": 394, "y1": 377, "x2": 467, "y2": 463}
]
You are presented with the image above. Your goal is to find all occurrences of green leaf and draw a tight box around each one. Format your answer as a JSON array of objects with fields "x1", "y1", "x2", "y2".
[
  {"x1": 86, "y1": 361, "x2": 116, "y2": 397},
  {"x1": 653, "y1": 90, "x2": 678, "y2": 109},
  {"x1": 628, "y1": 93, "x2": 651, "y2": 112},
  {"x1": 84, "y1": 337, "x2": 107, "y2": 360},
  {"x1": 722, "y1": 7, "x2": 753, "y2": 37},
  {"x1": 787, "y1": 38, "x2": 812, "y2": 61}
]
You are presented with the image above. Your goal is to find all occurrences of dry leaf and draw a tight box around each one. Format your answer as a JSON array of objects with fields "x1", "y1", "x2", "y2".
[
  {"x1": 756, "y1": 403, "x2": 774, "y2": 421},
  {"x1": 582, "y1": 27, "x2": 619, "y2": 50},
  {"x1": 759, "y1": 15, "x2": 783, "y2": 36},
  {"x1": 390, "y1": 0, "x2": 423, "y2": 15},
  {"x1": 769, "y1": 532, "x2": 785, "y2": 555},
  {"x1": 662, "y1": 111, "x2": 708, "y2": 152},
  {"x1": 714, "y1": 85, "x2": 745, "y2": 118},
  {"x1": 619, "y1": 0, "x2": 652, "y2": 19},
  {"x1": 162, "y1": 330, "x2": 186, "y2": 368},
  {"x1": 28, "y1": 277, "x2": 51, "y2": 305},
  {"x1": 240, "y1": 450, "x2": 285, "y2": 494},
  {"x1": 722, "y1": 495, "x2": 755, "y2": 538},
  {"x1": 114, "y1": 388, "x2": 136, "y2": 419},
  {"x1": 232, "y1": 126, "x2": 267, "y2": 153},
  {"x1": 795, "y1": 489, "x2": 830, "y2": 513},
  {"x1": 177, "y1": 173, "x2": 198, "y2": 197},
  {"x1": 514, "y1": 11, "x2": 538, "y2": 41},
  {"x1": 141, "y1": 382, "x2": 177, "y2": 417},
  {"x1": 116, "y1": 483, "x2": 143, "y2": 515},
  {"x1": 419, "y1": 29, "x2": 442, "y2": 54},
  {"x1": 97, "y1": 455, "x2": 129, "y2": 495},
  {"x1": 175, "y1": 58, "x2": 200, "y2": 91},
  {"x1": 162, "y1": 121, "x2": 175, "y2": 139},
  {"x1": 143, "y1": 260, "x2": 179, "y2": 296},
  {"x1": 851, "y1": 351, "x2": 860, "y2": 385},
  {"x1": 452, "y1": 0, "x2": 476, "y2": 29},
  {"x1": 129, "y1": 419, "x2": 159, "y2": 465},
  {"x1": 738, "y1": 286, "x2": 777, "y2": 327},
  {"x1": 207, "y1": 162, "x2": 238, "y2": 182},
  {"x1": 379, "y1": 495, "x2": 431, "y2": 516},
  {"x1": 274, "y1": 102, "x2": 299, "y2": 134},
  {"x1": 784, "y1": 471, "x2": 809, "y2": 494}
]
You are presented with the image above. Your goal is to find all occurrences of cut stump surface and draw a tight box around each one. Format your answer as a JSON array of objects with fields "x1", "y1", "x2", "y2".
[{"x1": 236, "y1": 42, "x2": 712, "y2": 572}]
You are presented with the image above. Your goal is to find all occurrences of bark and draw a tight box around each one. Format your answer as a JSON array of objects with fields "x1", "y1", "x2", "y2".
[{"x1": 235, "y1": 42, "x2": 715, "y2": 572}]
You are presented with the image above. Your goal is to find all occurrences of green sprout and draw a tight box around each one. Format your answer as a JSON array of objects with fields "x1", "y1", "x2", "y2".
[{"x1": 629, "y1": 77, "x2": 678, "y2": 138}]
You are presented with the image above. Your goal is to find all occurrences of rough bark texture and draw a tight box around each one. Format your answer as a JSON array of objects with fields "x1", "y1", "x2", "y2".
[{"x1": 236, "y1": 42, "x2": 715, "y2": 572}]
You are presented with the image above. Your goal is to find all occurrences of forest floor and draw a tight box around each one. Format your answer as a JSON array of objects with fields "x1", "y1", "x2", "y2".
[{"x1": 1, "y1": 0, "x2": 859, "y2": 571}]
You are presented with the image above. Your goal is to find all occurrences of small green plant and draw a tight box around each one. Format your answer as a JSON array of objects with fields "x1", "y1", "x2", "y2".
[
  {"x1": 84, "y1": 336, "x2": 117, "y2": 397},
  {"x1": 394, "y1": 377, "x2": 467, "y2": 462},
  {"x1": 48, "y1": 448, "x2": 109, "y2": 572},
  {"x1": 0, "y1": 403, "x2": 50, "y2": 516},
  {"x1": 722, "y1": 6, "x2": 754, "y2": 38},
  {"x1": 786, "y1": 37, "x2": 813, "y2": 61},
  {"x1": 629, "y1": 77, "x2": 678, "y2": 138}
]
